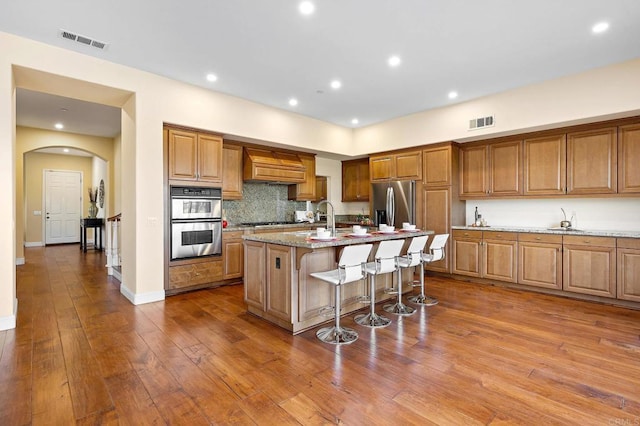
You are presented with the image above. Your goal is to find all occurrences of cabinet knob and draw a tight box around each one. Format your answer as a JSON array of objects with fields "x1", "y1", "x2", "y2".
[{"x1": 535, "y1": 237, "x2": 541, "y2": 240}]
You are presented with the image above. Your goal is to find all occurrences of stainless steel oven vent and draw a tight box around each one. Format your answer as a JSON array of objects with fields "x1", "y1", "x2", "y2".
[{"x1": 58, "y1": 29, "x2": 109, "y2": 50}]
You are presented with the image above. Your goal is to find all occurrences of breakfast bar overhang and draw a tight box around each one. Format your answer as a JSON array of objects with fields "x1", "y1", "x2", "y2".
[{"x1": 243, "y1": 229, "x2": 433, "y2": 334}]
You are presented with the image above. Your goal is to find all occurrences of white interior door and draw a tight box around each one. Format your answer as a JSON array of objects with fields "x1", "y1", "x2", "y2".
[{"x1": 45, "y1": 170, "x2": 82, "y2": 244}]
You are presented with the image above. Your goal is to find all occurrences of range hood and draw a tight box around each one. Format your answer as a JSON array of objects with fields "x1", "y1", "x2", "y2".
[{"x1": 243, "y1": 147, "x2": 306, "y2": 183}]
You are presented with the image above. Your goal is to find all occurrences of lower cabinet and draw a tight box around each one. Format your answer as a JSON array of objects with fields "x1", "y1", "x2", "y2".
[
  {"x1": 517, "y1": 233, "x2": 563, "y2": 290},
  {"x1": 617, "y1": 238, "x2": 640, "y2": 302},
  {"x1": 563, "y1": 235, "x2": 616, "y2": 298},
  {"x1": 223, "y1": 231, "x2": 244, "y2": 280},
  {"x1": 265, "y1": 244, "x2": 293, "y2": 321},
  {"x1": 244, "y1": 240, "x2": 266, "y2": 309},
  {"x1": 168, "y1": 259, "x2": 223, "y2": 291},
  {"x1": 452, "y1": 230, "x2": 517, "y2": 283}
]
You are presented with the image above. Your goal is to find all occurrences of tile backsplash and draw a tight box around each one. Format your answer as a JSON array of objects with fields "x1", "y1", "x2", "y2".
[{"x1": 222, "y1": 182, "x2": 306, "y2": 224}]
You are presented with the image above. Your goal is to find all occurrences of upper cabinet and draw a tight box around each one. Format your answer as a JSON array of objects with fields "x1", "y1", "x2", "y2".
[
  {"x1": 523, "y1": 134, "x2": 566, "y2": 196},
  {"x1": 370, "y1": 150, "x2": 422, "y2": 181},
  {"x1": 422, "y1": 145, "x2": 452, "y2": 187},
  {"x1": 315, "y1": 176, "x2": 328, "y2": 202},
  {"x1": 288, "y1": 154, "x2": 317, "y2": 201},
  {"x1": 342, "y1": 158, "x2": 370, "y2": 202},
  {"x1": 619, "y1": 123, "x2": 640, "y2": 193},
  {"x1": 566, "y1": 127, "x2": 617, "y2": 195},
  {"x1": 222, "y1": 142, "x2": 243, "y2": 199},
  {"x1": 460, "y1": 140, "x2": 522, "y2": 197},
  {"x1": 168, "y1": 128, "x2": 223, "y2": 184}
]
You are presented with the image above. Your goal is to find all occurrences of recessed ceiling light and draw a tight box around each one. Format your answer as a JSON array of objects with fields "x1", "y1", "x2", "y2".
[
  {"x1": 592, "y1": 21, "x2": 609, "y2": 34},
  {"x1": 448, "y1": 91, "x2": 458, "y2": 99},
  {"x1": 206, "y1": 73, "x2": 218, "y2": 82},
  {"x1": 388, "y1": 55, "x2": 401, "y2": 67},
  {"x1": 63, "y1": 148, "x2": 70, "y2": 153},
  {"x1": 351, "y1": 118, "x2": 359, "y2": 125},
  {"x1": 299, "y1": 1, "x2": 315, "y2": 15},
  {"x1": 54, "y1": 123, "x2": 64, "y2": 130},
  {"x1": 330, "y1": 80, "x2": 342, "y2": 90},
  {"x1": 289, "y1": 98, "x2": 298, "y2": 107}
]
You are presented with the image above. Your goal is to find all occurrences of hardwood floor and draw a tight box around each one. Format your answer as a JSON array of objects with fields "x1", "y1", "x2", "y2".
[{"x1": 2, "y1": 245, "x2": 640, "y2": 424}]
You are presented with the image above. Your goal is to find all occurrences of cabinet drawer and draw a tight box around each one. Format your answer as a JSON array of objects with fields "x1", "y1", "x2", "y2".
[
  {"x1": 483, "y1": 231, "x2": 518, "y2": 241},
  {"x1": 223, "y1": 230, "x2": 244, "y2": 240},
  {"x1": 519, "y1": 233, "x2": 563, "y2": 244},
  {"x1": 169, "y1": 260, "x2": 223, "y2": 289},
  {"x1": 452, "y1": 229, "x2": 482, "y2": 239},
  {"x1": 617, "y1": 238, "x2": 640, "y2": 250},
  {"x1": 563, "y1": 235, "x2": 616, "y2": 248}
]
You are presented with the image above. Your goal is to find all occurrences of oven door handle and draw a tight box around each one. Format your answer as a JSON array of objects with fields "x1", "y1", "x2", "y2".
[{"x1": 171, "y1": 218, "x2": 221, "y2": 224}]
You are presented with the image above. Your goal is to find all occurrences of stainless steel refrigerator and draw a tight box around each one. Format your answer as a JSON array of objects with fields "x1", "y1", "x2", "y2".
[{"x1": 370, "y1": 180, "x2": 416, "y2": 227}]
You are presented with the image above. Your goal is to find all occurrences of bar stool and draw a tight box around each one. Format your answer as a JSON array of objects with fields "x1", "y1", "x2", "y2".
[
  {"x1": 355, "y1": 239, "x2": 406, "y2": 328},
  {"x1": 384, "y1": 236, "x2": 428, "y2": 315},
  {"x1": 310, "y1": 244, "x2": 373, "y2": 345},
  {"x1": 409, "y1": 233, "x2": 449, "y2": 306}
]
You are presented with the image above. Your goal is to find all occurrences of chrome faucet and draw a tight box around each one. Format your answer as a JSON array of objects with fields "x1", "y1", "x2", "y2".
[{"x1": 316, "y1": 200, "x2": 336, "y2": 237}]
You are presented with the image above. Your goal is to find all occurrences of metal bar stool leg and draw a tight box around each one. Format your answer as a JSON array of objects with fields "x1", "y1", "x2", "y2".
[
  {"x1": 383, "y1": 268, "x2": 415, "y2": 316},
  {"x1": 408, "y1": 263, "x2": 438, "y2": 306},
  {"x1": 316, "y1": 283, "x2": 359, "y2": 344},
  {"x1": 354, "y1": 272, "x2": 391, "y2": 328}
]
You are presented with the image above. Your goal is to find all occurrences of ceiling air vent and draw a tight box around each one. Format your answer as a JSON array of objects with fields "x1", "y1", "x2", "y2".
[
  {"x1": 58, "y1": 29, "x2": 108, "y2": 51},
  {"x1": 469, "y1": 115, "x2": 495, "y2": 131}
]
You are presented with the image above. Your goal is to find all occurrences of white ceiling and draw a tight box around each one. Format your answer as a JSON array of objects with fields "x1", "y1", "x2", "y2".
[{"x1": 4, "y1": 1, "x2": 640, "y2": 138}]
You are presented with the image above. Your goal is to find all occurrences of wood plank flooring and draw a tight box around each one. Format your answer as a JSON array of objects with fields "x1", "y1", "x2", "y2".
[{"x1": 2, "y1": 244, "x2": 640, "y2": 424}]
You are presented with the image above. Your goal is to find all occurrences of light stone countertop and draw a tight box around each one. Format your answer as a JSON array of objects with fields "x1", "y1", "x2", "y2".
[
  {"x1": 243, "y1": 228, "x2": 433, "y2": 249},
  {"x1": 451, "y1": 225, "x2": 640, "y2": 239},
  {"x1": 223, "y1": 222, "x2": 326, "y2": 232}
]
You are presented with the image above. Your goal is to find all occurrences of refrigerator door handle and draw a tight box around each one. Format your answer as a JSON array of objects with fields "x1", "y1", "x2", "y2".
[{"x1": 387, "y1": 186, "x2": 395, "y2": 226}]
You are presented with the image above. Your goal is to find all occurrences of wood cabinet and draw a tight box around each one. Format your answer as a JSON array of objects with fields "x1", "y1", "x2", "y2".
[
  {"x1": 482, "y1": 231, "x2": 518, "y2": 283},
  {"x1": 517, "y1": 233, "x2": 563, "y2": 290},
  {"x1": 244, "y1": 240, "x2": 266, "y2": 310},
  {"x1": 566, "y1": 127, "x2": 617, "y2": 194},
  {"x1": 168, "y1": 128, "x2": 223, "y2": 183},
  {"x1": 452, "y1": 229, "x2": 517, "y2": 283},
  {"x1": 460, "y1": 140, "x2": 521, "y2": 197},
  {"x1": 618, "y1": 123, "x2": 640, "y2": 193},
  {"x1": 288, "y1": 154, "x2": 317, "y2": 201},
  {"x1": 523, "y1": 133, "x2": 567, "y2": 196},
  {"x1": 370, "y1": 150, "x2": 422, "y2": 181},
  {"x1": 421, "y1": 144, "x2": 464, "y2": 273},
  {"x1": 315, "y1": 176, "x2": 327, "y2": 201},
  {"x1": 563, "y1": 235, "x2": 616, "y2": 298},
  {"x1": 222, "y1": 143, "x2": 243, "y2": 199},
  {"x1": 223, "y1": 231, "x2": 243, "y2": 280},
  {"x1": 342, "y1": 158, "x2": 370, "y2": 201},
  {"x1": 617, "y1": 238, "x2": 640, "y2": 302},
  {"x1": 168, "y1": 259, "x2": 223, "y2": 291},
  {"x1": 265, "y1": 244, "x2": 293, "y2": 321}
]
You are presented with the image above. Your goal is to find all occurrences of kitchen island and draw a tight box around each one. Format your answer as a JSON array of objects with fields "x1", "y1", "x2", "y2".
[{"x1": 243, "y1": 228, "x2": 433, "y2": 334}]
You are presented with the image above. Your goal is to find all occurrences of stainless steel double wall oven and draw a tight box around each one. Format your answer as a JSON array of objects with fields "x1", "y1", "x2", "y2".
[{"x1": 170, "y1": 186, "x2": 222, "y2": 260}]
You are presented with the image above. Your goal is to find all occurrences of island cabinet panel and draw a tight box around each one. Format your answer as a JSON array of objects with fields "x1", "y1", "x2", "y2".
[
  {"x1": 523, "y1": 134, "x2": 566, "y2": 195},
  {"x1": 617, "y1": 238, "x2": 640, "y2": 302},
  {"x1": 562, "y1": 235, "x2": 616, "y2": 298},
  {"x1": 566, "y1": 127, "x2": 617, "y2": 194},
  {"x1": 266, "y1": 244, "x2": 293, "y2": 321},
  {"x1": 244, "y1": 241, "x2": 266, "y2": 310},
  {"x1": 517, "y1": 233, "x2": 563, "y2": 290},
  {"x1": 298, "y1": 248, "x2": 337, "y2": 322},
  {"x1": 618, "y1": 123, "x2": 640, "y2": 193}
]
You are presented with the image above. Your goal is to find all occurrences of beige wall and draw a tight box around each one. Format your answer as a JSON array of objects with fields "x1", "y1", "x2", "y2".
[
  {"x1": 23, "y1": 152, "x2": 93, "y2": 244},
  {"x1": 2, "y1": 30, "x2": 640, "y2": 325}
]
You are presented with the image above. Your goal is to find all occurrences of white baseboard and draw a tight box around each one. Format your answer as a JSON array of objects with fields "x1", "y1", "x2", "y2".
[
  {"x1": 15, "y1": 258, "x2": 25, "y2": 266},
  {"x1": 120, "y1": 283, "x2": 164, "y2": 305},
  {"x1": 24, "y1": 241, "x2": 44, "y2": 247},
  {"x1": 0, "y1": 299, "x2": 17, "y2": 331}
]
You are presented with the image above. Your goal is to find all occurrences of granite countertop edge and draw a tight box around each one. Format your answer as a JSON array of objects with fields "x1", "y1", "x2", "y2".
[
  {"x1": 242, "y1": 229, "x2": 434, "y2": 248},
  {"x1": 451, "y1": 225, "x2": 640, "y2": 239}
]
